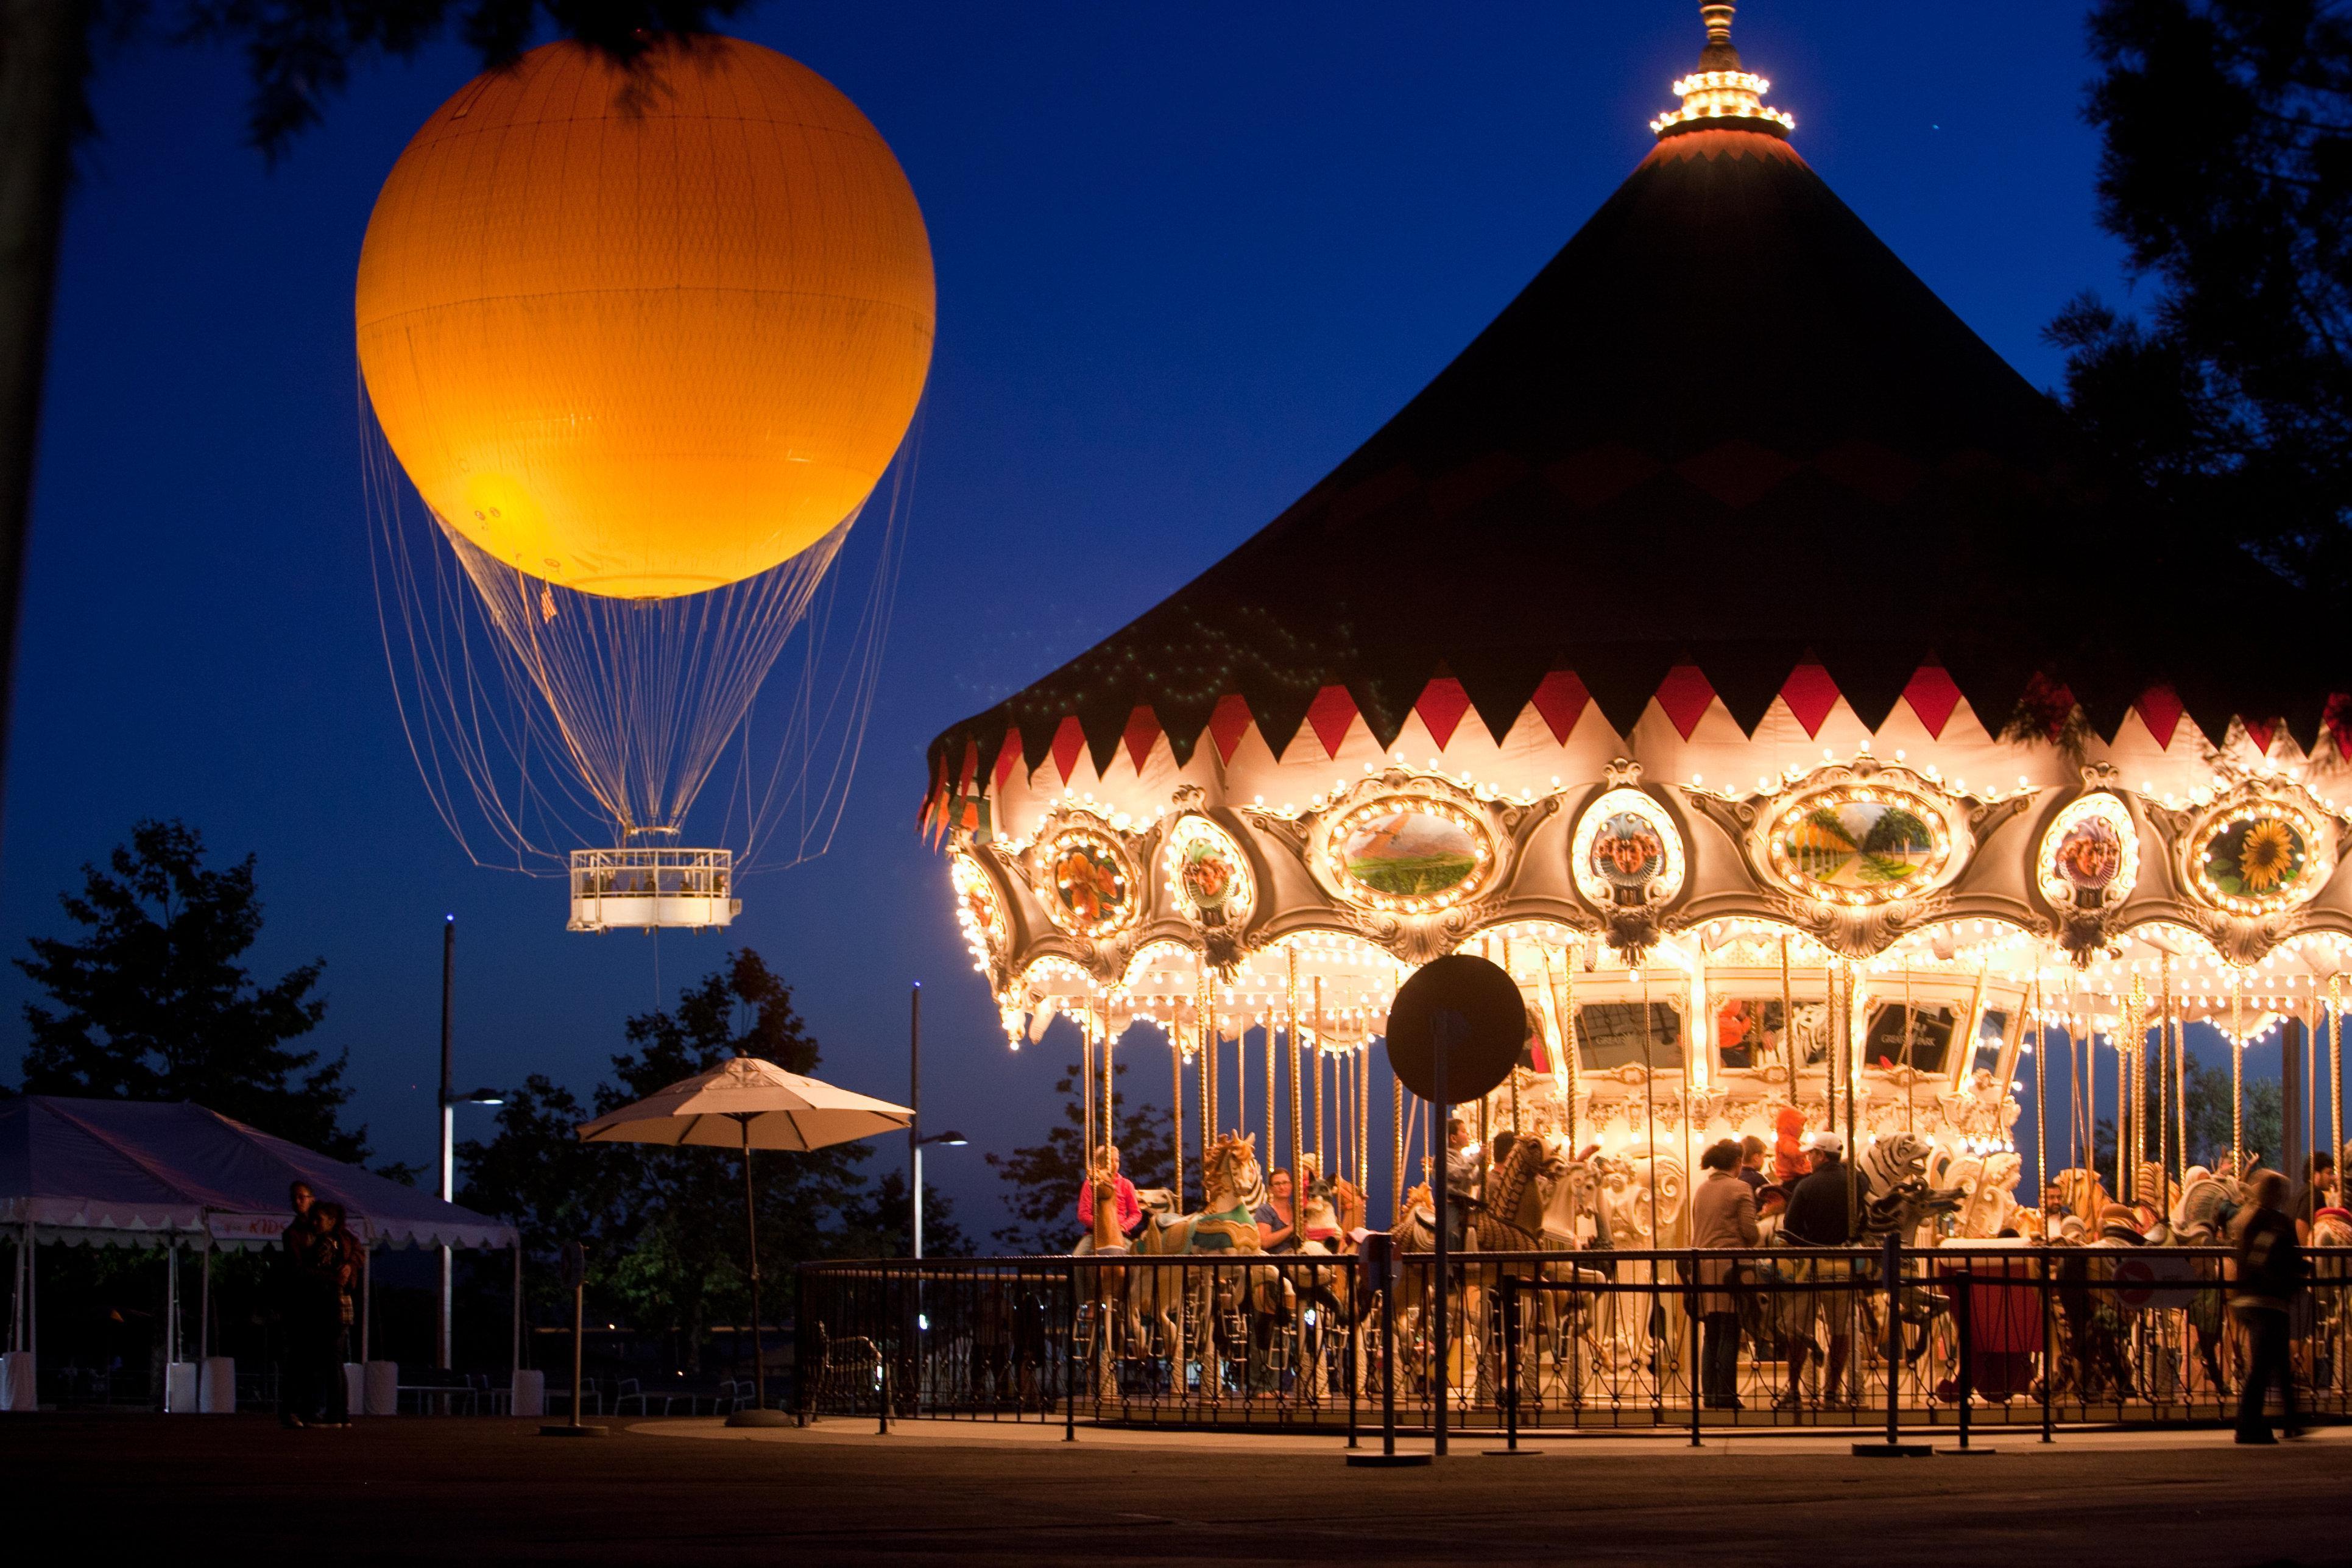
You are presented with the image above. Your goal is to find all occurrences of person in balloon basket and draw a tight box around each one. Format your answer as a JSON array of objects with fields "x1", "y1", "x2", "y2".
[{"x1": 2230, "y1": 1170, "x2": 2307, "y2": 1444}]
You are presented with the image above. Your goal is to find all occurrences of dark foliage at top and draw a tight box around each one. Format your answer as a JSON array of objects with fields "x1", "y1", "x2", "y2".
[{"x1": 2057, "y1": 0, "x2": 2352, "y2": 596}]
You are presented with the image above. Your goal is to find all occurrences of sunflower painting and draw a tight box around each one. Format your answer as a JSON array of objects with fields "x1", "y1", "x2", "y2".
[{"x1": 2203, "y1": 814, "x2": 2308, "y2": 899}]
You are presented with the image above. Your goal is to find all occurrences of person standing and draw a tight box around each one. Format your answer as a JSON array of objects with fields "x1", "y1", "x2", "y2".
[
  {"x1": 277, "y1": 1182, "x2": 320, "y2": 1428},
  {"x1": 313, "y1": 1203, "x2": 360, "y2": 1427},
  {"x1": 1778, "y1": 1131, "x2": 1856, "y2": 1410},
  {"x1": 1691, "y1": 1139, "x2": 1759, "y2": 1409},
  {"x1": 2231, "y1": 1170, "x2": 2306, "y2": 1444}
]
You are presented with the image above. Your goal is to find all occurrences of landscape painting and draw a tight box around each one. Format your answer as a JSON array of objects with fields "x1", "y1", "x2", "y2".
[
  {"x1": 1781, "y1": 799, "x2": 1936, "y2": 890},
  {"x1": 1340, "y1": 808, "x2": 1480, "y2": 897}
]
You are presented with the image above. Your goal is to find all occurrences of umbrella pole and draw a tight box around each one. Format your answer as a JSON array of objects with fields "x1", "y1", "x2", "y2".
[{"x1": 742, "y1": 1120, "x2": 765, "y2": 1413}]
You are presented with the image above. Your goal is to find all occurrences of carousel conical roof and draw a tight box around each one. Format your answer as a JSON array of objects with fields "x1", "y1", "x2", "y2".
[{"x1": 928, "y1": 18, "x2": 2342, "y2": 802}]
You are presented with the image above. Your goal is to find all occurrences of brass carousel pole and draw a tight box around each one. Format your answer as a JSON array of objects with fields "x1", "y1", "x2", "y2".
[
  {"x1": 1505, "y1": 938, "x2": 1522, "y2": 1136},
  {"x1": 1392, "y1": 1054, "x2": 1406, "y2": 1221},
  {"x1": 1102, "y1": 997, "x2": 1115, "y2": 1160},
  {"x1": 1081, "y1": 1014, "x2": 1095, "y2": 1184},
  {"x1": 1313, "y1": 976, "x2": 1326, "y2": 1170},
  {"x1": 1171, "y1": 1031, "x2": 1186, "y2": 1208},
  {"x1": 1263, "y1": 999, "x2": 1275, "y2": 1172},
  {"x1": 2030, "y1": 976, "x2": 2046, "y2": 1212},
  {"x1": 1197, "y1": 966, "x2": 1213, "y2": 1172},
  {"x1": 1824, "y1": 955, "x2": 1840, "y2": 1144},
  {"x1": 1360, "y1": 1042, "x2": 1372, "y2": 1192},
  {"x1": 1287, "y1": 947, "x2": 1303, "y2": 1192},
  {"x1": 2174, "y1": 964, "x2": 2190, "y2": 1181},
  {"x1": 2332, "y1": 975, "x2": 2345, "y2": 1181},
  {"x1": 1779, "y1": 936, "x2": 1798, "y2": 1093},
  {"x1": 2232, "y1": 978, "x2": 2245, "y2": 1176},
  {"x1": 2157, "y1": 964, "x2": 2174, "y2": 1193},
  {"x1": 1841, "y1": 962, "x2": 1859, "y2": 1222}
]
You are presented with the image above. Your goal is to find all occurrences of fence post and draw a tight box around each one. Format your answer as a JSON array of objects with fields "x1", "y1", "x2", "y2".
[
  {"x1": 1064, "y1": 1262, "x2": 1077, "y2": 1443},
  {"x1": 1686, "y1": 1254, "x2": 1702, "y2": 1449},
  {"x1": 1884, "y1": 1232, "x2": 1900, "y2": 1446},
  {"x1": 1955, "y1": 1265, "x2": 1974, "y2": 1452},
  {"x1": 1504, "y1": 1276, "x2": 1520, "y2": 1452},
  {"x1": 2039, "y1": 1248, "x2": 2055, "y2": 1444}
]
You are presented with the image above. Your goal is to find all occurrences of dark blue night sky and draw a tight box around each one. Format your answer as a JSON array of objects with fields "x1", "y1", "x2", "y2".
[{"x1": 6, "y1": 4, "x2": 2141, "y2": 1226}]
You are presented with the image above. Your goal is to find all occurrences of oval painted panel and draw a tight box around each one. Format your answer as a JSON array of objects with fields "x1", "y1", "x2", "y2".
[
  {"x1": 1045, "y1": 832, "x2": 1135, "y2": 936},
  {"x1": 1338, "y1": 808, "x2": 1480, "y2": 899},
  {"x1": 2203, "y1": 814, "x2": 2309, "y2": 900},
  {"x1": 1781, "y1": 800, "x2": 1937, "y2": 891}
]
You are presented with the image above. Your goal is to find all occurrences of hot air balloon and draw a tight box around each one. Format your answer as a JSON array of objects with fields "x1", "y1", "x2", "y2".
[{"x1": 358, "y1": 35, "x2": 934, "y2": 930}]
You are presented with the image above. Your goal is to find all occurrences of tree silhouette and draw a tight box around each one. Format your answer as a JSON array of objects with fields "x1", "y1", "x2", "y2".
[{"x1": 17, "y1": 817, "x2": 364, "y2": 1159}]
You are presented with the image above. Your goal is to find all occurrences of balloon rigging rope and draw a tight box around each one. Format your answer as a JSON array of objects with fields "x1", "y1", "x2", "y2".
[{"x1": 361, "y1": 378, "x2": 913, "y2": 870}]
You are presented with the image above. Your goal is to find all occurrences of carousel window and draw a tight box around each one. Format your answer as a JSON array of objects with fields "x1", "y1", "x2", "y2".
[
  {"x1": 1862, "y1": 1001, "x2": 1957, "y2": 1075},
  {"x1": 1971, "y1": 1009, "x2": 2010, "y2": 1077},
  {"x1": 1573, "y1": 1001, "x2": 1684, "y2": 1071},
  {"x1": 1712, "y1": 996, "x2": 1784, "y2": 1070}
]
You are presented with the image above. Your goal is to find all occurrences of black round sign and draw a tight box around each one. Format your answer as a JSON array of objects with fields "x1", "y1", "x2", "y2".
[{"x1": 1384, "y1": 954, "x2": 1527, "y2": 1104}]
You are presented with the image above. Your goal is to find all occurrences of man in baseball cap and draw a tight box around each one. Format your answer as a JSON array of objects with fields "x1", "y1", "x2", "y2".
[{"x1": 1776, "y1": 1126, "x2": 1856, "y2": 1410}]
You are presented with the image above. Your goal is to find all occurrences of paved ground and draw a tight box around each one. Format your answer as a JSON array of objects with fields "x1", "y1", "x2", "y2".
[{"x1": 5, "y1": 1413, "x2": 2349, "y2": 1565}]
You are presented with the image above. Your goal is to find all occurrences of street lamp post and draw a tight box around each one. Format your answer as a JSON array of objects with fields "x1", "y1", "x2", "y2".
[
  {"x1": 436, "y1": 914, "x2": 503, "y2": 1372},
  {"x1": 907, "y1": 983, "x2": 965, "y2": 1259}
]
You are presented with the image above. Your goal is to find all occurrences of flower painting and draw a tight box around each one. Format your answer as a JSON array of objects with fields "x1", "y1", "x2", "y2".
[
  {"x1": 1339, "y1": 808, "x2": 1480, "y2": 898},
  {"x1": 1050, "y1": 836, "x2": 1130, "y2": 931},
  {"x1": 2204, "y1": 814, "x2": 2308, "y2": 899}
]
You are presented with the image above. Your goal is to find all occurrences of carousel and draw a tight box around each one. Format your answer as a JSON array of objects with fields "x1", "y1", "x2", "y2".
[{"x1": 920, "y1": 4, "x2": 2351, "y2": 1257}]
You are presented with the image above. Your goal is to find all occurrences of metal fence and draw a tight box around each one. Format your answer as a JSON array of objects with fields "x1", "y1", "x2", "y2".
[{"x1": 795, "y1": 1244, "x2": 2351, "y2": 1437}]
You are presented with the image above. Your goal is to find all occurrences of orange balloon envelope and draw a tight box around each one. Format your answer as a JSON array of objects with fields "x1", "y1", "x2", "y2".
[{"x1": 356, "y1": 37, "x2": 935, "y2": 599}]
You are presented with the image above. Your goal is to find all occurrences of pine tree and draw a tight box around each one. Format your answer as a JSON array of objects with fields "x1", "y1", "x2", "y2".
[
  {"x1": 16, "y1": 819, "x2": 362, "y2": 1158},
  {"x1": 985, "y1": 1058, "x2": 1175, "y2": 1253}
]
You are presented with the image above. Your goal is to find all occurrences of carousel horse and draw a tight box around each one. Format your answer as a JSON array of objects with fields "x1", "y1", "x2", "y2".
[
  {"x1": 1132, "y1": 1132, "x2": 1280, "y2": 1382},
  {"x1": 1857, "y1": 1131, "x2": 1966, "y2": 1241},
  {"x1": 2165, "y1": 1165, "x2": 2242, "y2": 1397},
  {"x1": 1271, "y1": 1157, "x2": 1368, "y2": 1399}
]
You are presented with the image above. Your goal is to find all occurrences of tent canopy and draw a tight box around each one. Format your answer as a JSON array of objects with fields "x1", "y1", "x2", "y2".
[{"x1": 0, "y1": 1096, "x2": 516, "y2": 1251}]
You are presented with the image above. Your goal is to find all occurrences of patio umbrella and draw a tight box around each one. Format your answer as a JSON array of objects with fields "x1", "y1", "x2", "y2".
[{"x1": 577, "y1": 1055, "x2": 911, "y2": 1425}]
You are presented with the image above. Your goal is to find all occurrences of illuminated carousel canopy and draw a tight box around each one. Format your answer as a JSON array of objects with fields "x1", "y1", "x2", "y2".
[
  {"x1": 924, "y1": 6, "x2": 2352, "y2": 1237},
  {"x1": 926, "y1": 11, "x2": 2342, "y2": 800}
]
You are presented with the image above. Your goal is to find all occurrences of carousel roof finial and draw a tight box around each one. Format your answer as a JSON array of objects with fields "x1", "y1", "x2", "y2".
[{"x1": 1652, "y1": 2, "x2": 1795, "y2": 140}]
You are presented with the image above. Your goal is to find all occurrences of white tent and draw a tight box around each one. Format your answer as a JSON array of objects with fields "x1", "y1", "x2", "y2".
[{"x1": 1, "y1": 1096, "x2": 519, "y2": 1410}]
